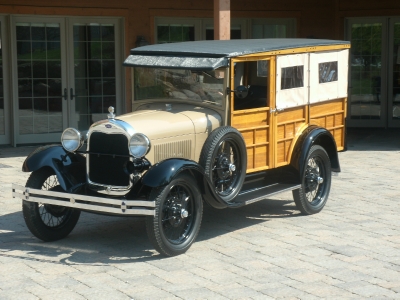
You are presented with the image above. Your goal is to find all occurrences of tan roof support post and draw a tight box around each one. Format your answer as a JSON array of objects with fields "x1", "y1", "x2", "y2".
[{"x1": 214, "y1": 0, "x2": 230, "y2": 40}]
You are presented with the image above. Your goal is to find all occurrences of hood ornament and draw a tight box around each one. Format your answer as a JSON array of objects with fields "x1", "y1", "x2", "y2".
[{"x1": 107, "y1": 106, "x2": 115, "y2": 119}]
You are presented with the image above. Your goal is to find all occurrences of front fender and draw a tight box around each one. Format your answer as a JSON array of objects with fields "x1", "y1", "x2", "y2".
[
  {"x1": 141, "y1": 158, "x2": 228, "y2": 209},
  {"x1": 22, "y1": 145, "x2": 86, "y2": 192},
  {"x1": 141, "y1": 158, "x2": 205, "y2": 188},
  {"x1": 291, "y1": 126, "x2": 341, "y2": 176}
]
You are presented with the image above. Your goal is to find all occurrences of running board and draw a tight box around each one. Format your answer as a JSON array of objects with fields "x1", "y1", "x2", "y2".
[{"x1": 233, "y1": 183, "x2": 301, "y2": 207}]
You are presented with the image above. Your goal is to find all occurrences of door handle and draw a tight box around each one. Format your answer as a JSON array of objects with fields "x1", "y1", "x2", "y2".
[
  {"x1": 62, "y1": 88, "x2": 68, "y2": 100},
  {"x1": 270, "y1": 108, "x2": 284, "y2": 114},
  {"x1": 70, "y1": 88, "x2": 78, "y2": 100}
]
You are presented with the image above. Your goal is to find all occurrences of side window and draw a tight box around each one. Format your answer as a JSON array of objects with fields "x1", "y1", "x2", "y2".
[
  {"x1": 319, "y1": 61, "x2": 338, "y2": 83},
  {"x1": 310, "y1": 50, "x2": 349, "y2": 103},
  {"x1": 281, "y1": 65, "x2": 304, "y2": 90},
  {"x1": 276, "y1": 53, "x2": 309, "y2": 109},
  {"x1": 233, "y1": 60, "x2": 269, "y2": 110}
]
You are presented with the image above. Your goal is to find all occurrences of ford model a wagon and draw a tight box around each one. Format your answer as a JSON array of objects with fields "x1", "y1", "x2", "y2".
[{"x1": 13, "y1": 39, "x2": 350, "y2": 256}]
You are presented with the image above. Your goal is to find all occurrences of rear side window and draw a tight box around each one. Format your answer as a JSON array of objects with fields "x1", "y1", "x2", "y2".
[
  {"x1": 319, "y1": 61, "x2": 338, "y2": 83},
  {"x1": 281, "y1": 65, "x2": 304, "y2": 90}
]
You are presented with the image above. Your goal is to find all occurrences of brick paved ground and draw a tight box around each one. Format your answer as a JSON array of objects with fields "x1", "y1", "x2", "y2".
[{"x1": 0, "y1": 129, "x2": 400, "y2": 299}]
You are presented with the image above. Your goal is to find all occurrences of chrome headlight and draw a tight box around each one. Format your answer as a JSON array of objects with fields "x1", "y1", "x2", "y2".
[
  {"x1": 129, "y1": 133, "x2": 151, "y2": 158},
  {"x1": 61, "y1": 128, "x2": 84, "y2": 152}
]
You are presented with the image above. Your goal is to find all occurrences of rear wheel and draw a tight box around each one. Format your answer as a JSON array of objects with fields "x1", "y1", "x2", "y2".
[
  {"x1": 146, "y1": 174, "x2": 203, "y2": 256},
  {"x1": 292, "y1": 145, "x2": 331, "y2": 215},
  {"x1": 22, "y1": 168, "x2": 81, "y2": 241}
]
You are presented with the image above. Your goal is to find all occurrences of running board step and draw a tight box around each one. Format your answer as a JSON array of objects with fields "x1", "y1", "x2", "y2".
[{"x1": 233, "y1": 183, "x2": 301, "y2": 207}]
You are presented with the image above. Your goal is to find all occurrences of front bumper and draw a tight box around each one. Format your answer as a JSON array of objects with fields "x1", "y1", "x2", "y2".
[{"x1": 12, "y1": 184, "x2": 155, "y2": 216}]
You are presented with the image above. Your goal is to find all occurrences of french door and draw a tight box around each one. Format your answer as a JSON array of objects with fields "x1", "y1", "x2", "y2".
[
  {"x1": 346, "y1": 17, "x2": 400, "y2": 128},
  {"x1": 12, "y1": 16, "x2": 122, "y2": 144}
]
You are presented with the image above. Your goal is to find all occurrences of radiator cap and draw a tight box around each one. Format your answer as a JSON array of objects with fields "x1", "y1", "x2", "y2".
[{"x1": 107, "y1": 106, "x2": 115, "y2": 119}]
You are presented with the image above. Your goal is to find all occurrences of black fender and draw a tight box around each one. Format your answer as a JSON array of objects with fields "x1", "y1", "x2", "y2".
[
  {"x1": 22, "y1": 145, "x2": 86, "y2": 192},
  {"x1": 291, "y1": 126, "x2": 341, "y2": 177},
  {"x1": 141, "y1": 158, "x2": 228, "y2": 209}
]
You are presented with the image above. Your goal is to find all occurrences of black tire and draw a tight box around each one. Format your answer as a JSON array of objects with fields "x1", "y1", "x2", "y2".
[
  {"x1": 292, "y1": 145, "x2": 331, "y2": 215},
  {"x1": 146, "y1": 174, "x2": 203, "y2": 256},
  {"x1": 199, "y1": 126, "x2": 247, "y2": 202},
  {"x1": 22, "y1": 168, "x2": 81, "y2": 241}
]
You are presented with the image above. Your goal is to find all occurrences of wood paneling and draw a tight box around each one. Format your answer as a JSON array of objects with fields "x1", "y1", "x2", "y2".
[
  {"x1": 310, "y1": 98, "x2": 346, "y2": 150},
  {"x1": 232, "y1": 107, "x2": 270, "y2": 172},
  {"x1": 275, "y1": 106, "x2": 307, "y2": 166}
]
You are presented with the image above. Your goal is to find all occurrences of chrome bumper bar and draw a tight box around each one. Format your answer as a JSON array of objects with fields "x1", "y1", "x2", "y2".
[{"x1": 12, "y1": 184, "x2": 155, "y2": 216}]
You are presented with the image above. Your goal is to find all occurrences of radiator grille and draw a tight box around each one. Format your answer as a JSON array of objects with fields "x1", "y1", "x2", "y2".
[
  {"x1": 154, "y1": 140, "x2": 192, "y2": 163},
  {"x1": 88, "y1": 132, "x2": 130, "y2": 186}
]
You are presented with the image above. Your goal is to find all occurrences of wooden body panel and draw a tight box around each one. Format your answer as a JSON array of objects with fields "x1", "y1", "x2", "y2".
[
  {"x1": 310, "y1": 98, "x2": 346, "y2": 150},
  {"x1": 231, "y1": 108, "x2": 271, "y2": 172},
  {"x1": 275, "y1": 106, "x2": 308, "y2": 166}
]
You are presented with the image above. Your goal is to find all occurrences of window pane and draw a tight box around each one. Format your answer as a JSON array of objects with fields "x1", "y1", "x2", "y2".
[
  {"x1": 319, "y1": 61, "x2": 338, "y2": 83},
  {"x1": 156, "y1": 24, "x2": 195, "y2": 43},
  {"x1": 281, "y1": 66, "x2": 304, "y2": 90}
]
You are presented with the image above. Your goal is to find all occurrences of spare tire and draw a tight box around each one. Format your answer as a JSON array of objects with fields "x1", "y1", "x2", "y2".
[{"x1": 199, "y1": 126, "x2": 247, "y2": 202}]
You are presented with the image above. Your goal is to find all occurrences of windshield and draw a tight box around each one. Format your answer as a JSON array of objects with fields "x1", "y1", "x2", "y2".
[{"x1": 134, "y1": 67, "x2": 226, "y2": 106}]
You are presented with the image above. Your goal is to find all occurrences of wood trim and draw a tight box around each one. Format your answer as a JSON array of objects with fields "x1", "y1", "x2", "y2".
[
  {"x1": 232, "y1": 107, "x2": 270, "y2": 115},
  {"x1": 240, "y1": 44, "x2": 351, "y2": 58},
  {"x1": 269, "y1": 56, "x2": 277, "y2": 168}
]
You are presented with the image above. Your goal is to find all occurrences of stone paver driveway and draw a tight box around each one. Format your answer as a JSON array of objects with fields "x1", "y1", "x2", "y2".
[{"x1": 0, "y1": 129, "x2": 400, "y2": 299}]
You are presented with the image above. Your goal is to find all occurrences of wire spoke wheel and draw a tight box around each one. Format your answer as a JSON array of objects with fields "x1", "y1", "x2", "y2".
[
  {"x1": 304, "y1": 156, "x2": 326, "y2": 205},
  {"x1": 293, "y1": 145, "x2": 331, "y2": 215},
  {"x1": 199, "y1": 126, "x2": 247, "y2": 203},
  {"x1": 161, "y1": 184, "x2": 195, "y2": 244},
  {"x1": 212, "y1": 139, "x2": 241, "y2": 197},
  {"x1": 22, "y1": 168, "x2": 81, "y2": 241},
  {"x1": 146, "y1": 174, "x2": 203, "y2": 256},
  {"x1": 38, "y1": 175, "x2": 70, "y2": 228}
]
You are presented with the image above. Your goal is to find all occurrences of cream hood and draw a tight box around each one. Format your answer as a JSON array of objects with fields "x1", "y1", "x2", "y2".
[{"x1": 116, "y1": 103, "x2": 222, "y2": 141}]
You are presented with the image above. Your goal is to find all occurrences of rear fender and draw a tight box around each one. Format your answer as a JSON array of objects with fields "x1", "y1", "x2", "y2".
[
  {"x1": 291, "y1": 126, "x2": 341, "y2": 176},
  {"x1": 141, "y1": 158, "x2": 227, "y2": 209},
  {"x1": 22, "y1": 145, "x2": 86, "y2": 192}
]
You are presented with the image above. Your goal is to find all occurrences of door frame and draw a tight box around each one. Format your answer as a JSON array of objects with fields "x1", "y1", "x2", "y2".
[
  {"x1": 66, "y1": 17, "x2": 124, "y2": 130},
  {"x1": 11, "y1": 15, "x2": 69, "y2": 144},
  {"x1": 0, "y1": 15, "x2": 11, "y2": 145},
  {"x1": 10, "y1": 15, "x2": 124, "y2": 145},
  {"x1": 388, "y1": 17, "x2": 400, "y2": 127},
  {"x1": 345, "y1": 17, "x2": 389, "y2": 128}
]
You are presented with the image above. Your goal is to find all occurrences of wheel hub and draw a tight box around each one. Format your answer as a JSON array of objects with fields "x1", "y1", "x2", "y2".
[
  {"x1": 305, "y1": 168, "x2": 322, "y2": 192},
  {"x1": 166, "y1": 197, "x2": 188, "y2": 227},
  {"x1": 216, "y1": 155, "x2": 234, "y2": 179}
]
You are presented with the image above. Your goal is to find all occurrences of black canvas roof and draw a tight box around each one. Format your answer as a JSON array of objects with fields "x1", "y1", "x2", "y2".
[{"x1": 123, "y1": 38, "x2": 349, "y2": 70}]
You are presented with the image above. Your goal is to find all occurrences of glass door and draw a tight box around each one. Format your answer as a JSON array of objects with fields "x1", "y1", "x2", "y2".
[
  {"x1": 346, "y1": 18, "x2": 387, "y2": 127},
  {"x1": 68, "y1": 19, "x2": 122, "y2": 131},
  {"x1": 388, "y1": 18, "x2": 400, "y2": 127},
  {"x1": 13, "y1": 17, "x2": 68, "y2": 144},
  {"x1": 0, "y1": 16, "x2": 10, "y2": 144},
  {"x1": 12, "y1": 17, "x2": 122, "y2": 144}
]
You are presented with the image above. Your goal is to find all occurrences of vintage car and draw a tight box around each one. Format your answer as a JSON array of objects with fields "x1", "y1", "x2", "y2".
[{"x1": 13, "y1": 39, "x2": 350, "y2": 256}]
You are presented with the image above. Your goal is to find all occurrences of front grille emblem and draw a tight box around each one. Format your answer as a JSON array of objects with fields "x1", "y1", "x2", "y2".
[{"x1": 105, "y1": 124, "x2": 112, "y2": 128}]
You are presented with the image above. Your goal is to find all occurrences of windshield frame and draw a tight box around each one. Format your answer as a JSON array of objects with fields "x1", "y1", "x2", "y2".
[{"x1": 132, "y1": 67, "x2": 229, "y2": 110}]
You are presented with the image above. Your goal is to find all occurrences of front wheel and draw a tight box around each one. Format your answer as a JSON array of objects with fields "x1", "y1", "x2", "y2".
[
  {"x1": 292, "y1": 145, "x2": 332, "y2": 215},
  {"x1": 146, "y1": 174, "x2": 203, "y2": 256},
  {"x1": 22, "y1": 168, "x2": 81, "y2": 241}
]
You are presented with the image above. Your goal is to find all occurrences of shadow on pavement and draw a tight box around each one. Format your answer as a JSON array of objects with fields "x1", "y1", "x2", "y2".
[
  {"x1": 0, "y1": 198, "x2": 299, "y2": 264},
  {"x1": 346, "y1": 128, "x2": 400, "y2": 151}
]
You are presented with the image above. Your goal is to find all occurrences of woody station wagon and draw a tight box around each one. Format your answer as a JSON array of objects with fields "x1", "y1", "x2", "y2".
[{"x1": 13, "y1": 39, "x2": 350, "y2": 256}]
